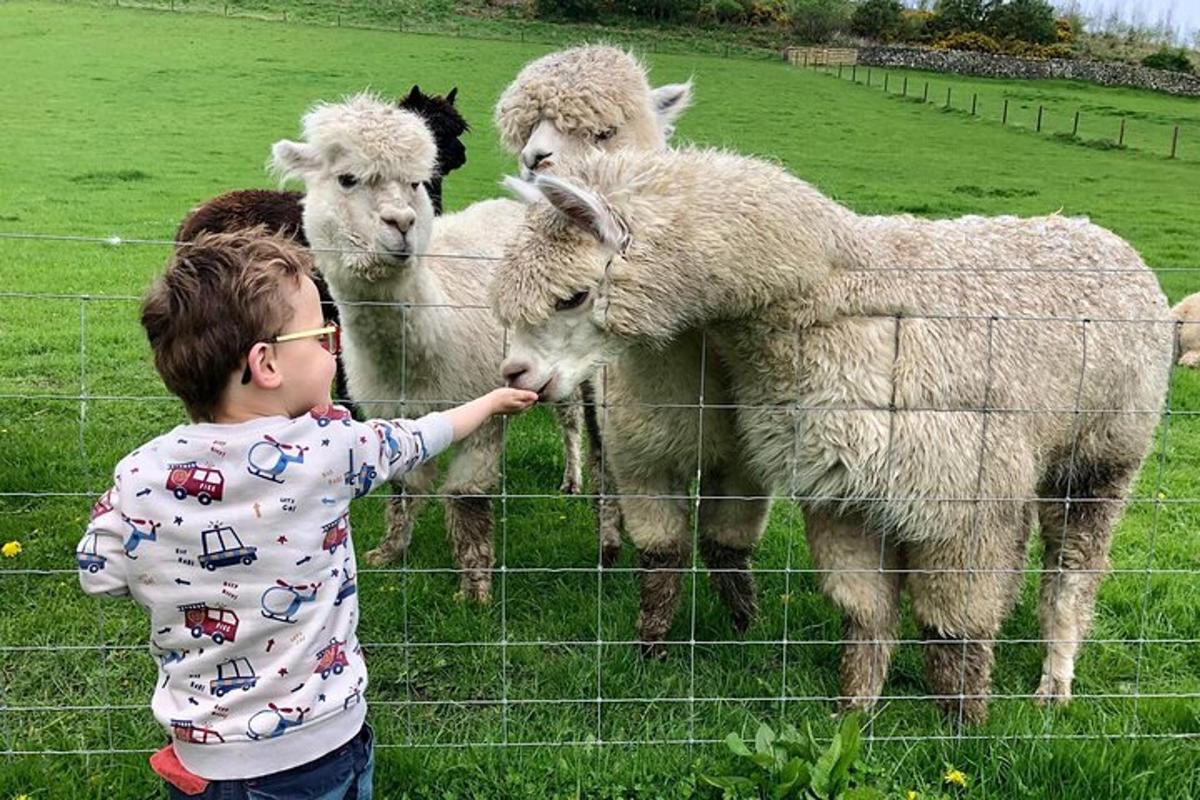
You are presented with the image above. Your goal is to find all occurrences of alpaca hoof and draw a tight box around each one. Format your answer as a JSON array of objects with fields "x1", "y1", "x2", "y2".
[
  {"x1": 837, "y1": 695, "x2": 877, "y2": 716},
  {"x1": 1034, "y1": 675, "x2": 1072, "y2": 706},
  {"x1": 936, "y1": 695, "x2": 989, "y2": 726},
  {"x1": 601, "y1": 542, "x2": 622, "y2": 568},
  {"x1": 364, "y1": 546, "x2": 397, "y2": 567},
  {"x1": 456, "y1": 580, "x2": 492, "y2": 605},
  {"x1": 729, "y1": 605, "x2": 757, "y2": 635},
  {"x1": 559, "y1": 475, "x2": 582, "y2": 495},
  {"x1": 639, "y1": 641, "x2": 668, "y2": 661}
]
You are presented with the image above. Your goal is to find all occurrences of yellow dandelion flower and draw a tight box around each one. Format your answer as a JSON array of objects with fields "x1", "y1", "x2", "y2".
[
  {"x1": 907, "y1": 791, "x2": 919, "y2": 800},
  {"x1": 944, "y1": 767, "x2": 968, "y2": 787},
  {"x1": 2, "y1": 540, "x2": 22, "y2": 558}
]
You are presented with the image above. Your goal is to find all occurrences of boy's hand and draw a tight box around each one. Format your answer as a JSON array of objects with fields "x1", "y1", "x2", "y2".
[{"x1": 489, "y1": 387, "x2": 539, "y2": 416}]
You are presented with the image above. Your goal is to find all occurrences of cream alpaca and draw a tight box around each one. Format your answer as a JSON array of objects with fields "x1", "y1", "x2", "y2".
[
  {"x1": 271, "y1": 92, "x2": 579, "y2": 602},
  {"x1": 493, "y1": 146, "x2": 1173, "y2": 722}
]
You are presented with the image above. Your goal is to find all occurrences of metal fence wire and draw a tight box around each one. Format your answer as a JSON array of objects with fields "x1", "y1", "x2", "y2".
[{"x1": 1, "y1": 232, "x2": 1198, "y2": 763}]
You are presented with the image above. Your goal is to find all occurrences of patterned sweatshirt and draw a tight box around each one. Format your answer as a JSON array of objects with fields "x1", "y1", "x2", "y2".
[{"x1": 76, "y1": 405, "x2": 452, "y2": 780}]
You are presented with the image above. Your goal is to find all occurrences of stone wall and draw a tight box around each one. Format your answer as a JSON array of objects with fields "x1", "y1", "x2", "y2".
[{"x1": 846, "y1": 46, "x2": 1200, "y2": 97}]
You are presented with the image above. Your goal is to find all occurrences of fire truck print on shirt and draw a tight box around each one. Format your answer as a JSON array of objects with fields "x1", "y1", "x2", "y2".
[{"x1": 75, "y1": 406, "x2": 452, "y2": 775}]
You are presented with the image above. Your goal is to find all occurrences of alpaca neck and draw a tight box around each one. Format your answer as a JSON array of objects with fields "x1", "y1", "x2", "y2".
[{"x1": 321, "y1": 254, "x2": 451, "y2": 384}]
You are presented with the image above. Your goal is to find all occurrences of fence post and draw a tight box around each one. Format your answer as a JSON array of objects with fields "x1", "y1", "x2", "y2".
[
  {"x1": 867, "y1": 68, "x2": 872, "y2": 87},
  {"x1": 971, "y1": 92, "x2": 977, "y2": 116},
  {"x1": 282, "y1": 9, "x2": 286, "y2": 22},
  {"x1": 1036, "y1": 105, "x2": 1044, "y2": 133},
  {"x1": 1002, "y1": 98, "x2": 1009, "y2": 126},
  {"x1": 945, "y1": 86, "x2": 951, "y2": 109},
  {"x1": 838, "y1": 64, "x2": 843, "y2": 79},
  {"x1": 923, "y1": 81, "x2": 929, "y2": 102},
  {"x1": 223, "y1": 2, "x2": 227, "y2": 15},
  {"x1": 1119, "y1": 117, "x2": 1126, "y2": 146},
  {"x1": 1072, "y1": 110, "x2": 1080, "y2": 137},
  {"x1": 803, "y1": 52, "x2": 808, "y2": 68},
  {"x1": 902, "y1": 75, "x2": 908, "y2": 96},
  {"x1": 1170, "y1": 125, "x2": 1179, "y2": 159},
  {"x1": 883, "y1": 72, "x2": 888, "y2": 93},
  {"x1": 852, "y1": 64, "x2": 857, "y2": 82}
]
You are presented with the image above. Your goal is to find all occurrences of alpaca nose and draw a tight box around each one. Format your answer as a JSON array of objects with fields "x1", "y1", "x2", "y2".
[
  {"x1": 522, "y1": 149, "x2": 552, "y2": 171},
  {"x1": 381, "y1": 208, "x2": 416, "y2": 234},
  {"x1": 501, "y1": 359, "x2": 531, "y2": 387}
]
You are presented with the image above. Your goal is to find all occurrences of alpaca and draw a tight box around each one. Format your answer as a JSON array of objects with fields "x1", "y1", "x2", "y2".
[
  {"x1": 270, "y1": 92, "x2": 587, "y2": 602},
  {"x1": 495, "y1": 44, "x2": 726, "y2": 591},
  {"x1": 176, "y1": 86, "x2": 470, "y2": 411},
  {"x1": 495, "y1": 44, "x2": 692, "y2": 180},
  {"x1": 1171, "y1": 292, "x2": 1200, "y2": 366},
  {"x1": 492, "y1": 147, "x2": 1174, "y2": 723}
]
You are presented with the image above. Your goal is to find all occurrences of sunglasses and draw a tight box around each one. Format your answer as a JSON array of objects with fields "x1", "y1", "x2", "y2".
[{"x1": 241, "y1": 322, "x2": 341, "y2": 385}]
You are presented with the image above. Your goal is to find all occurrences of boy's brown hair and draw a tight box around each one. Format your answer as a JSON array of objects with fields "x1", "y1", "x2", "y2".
[{"x1": 141, "y1": 229, "x2": 313, "y2": 422}]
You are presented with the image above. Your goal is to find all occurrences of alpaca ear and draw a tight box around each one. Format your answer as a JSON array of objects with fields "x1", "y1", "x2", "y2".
[
  {"x1": 501, "y1": 175, "x2": 545, "y2": 206},
  {"x1": 270, "y1": 140, "x2": 321, "y2": 182},
  {"x1": 446, "y1": 87, "x2": 458, "y2": 105},
  {"x1": 650, "y1": 81, "x2": 693, "y2": 137},
  {"x1": 406, "y1": 85, "x2": 422, "y2": 103},
  {"x1": 534, "y1": 174, "x2": 629, "y2": 252}
]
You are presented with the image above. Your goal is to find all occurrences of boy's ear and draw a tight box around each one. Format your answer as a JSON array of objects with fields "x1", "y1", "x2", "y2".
[{"x1": 246, "y1": 342, "x2": 284, "y2": 390}]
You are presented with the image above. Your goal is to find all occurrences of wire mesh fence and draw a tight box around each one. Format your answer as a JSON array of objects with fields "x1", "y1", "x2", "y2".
[{"x1": 1, "y1": 232, "x2": 1198, "y2": 772}]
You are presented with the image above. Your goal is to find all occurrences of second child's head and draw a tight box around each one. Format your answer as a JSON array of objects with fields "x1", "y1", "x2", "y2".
[{"x1": 141, "y1": 230, "x2": 338, "y2": 423}]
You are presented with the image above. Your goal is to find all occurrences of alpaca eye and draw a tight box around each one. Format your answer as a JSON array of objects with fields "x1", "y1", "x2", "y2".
[
  {"x1": 594, "y1": 128, "x2": 616, "y2": 143},
  {"x1": 337, "y1": 174, "x2": 358, "y2": 189},
  {"x1": 555, "y1": 290, "x2": 589, "y2": 311},
  {"x1": 410, "y1": 182, "x2": 420, "y2": 191}
]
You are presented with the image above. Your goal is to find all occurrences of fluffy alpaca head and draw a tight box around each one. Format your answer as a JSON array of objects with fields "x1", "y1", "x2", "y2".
[
  {"x1": 271, "y1": 92, "x2": 437, "y2": 283},
  {"x1": 493, "y1": 147, "x2": 858, "y2": 401},
  {"x1": 494, "y1": 44, "x2": 692, "y2": 179}
]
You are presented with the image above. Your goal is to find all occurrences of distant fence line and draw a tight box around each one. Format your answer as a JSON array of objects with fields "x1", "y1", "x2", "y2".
[{"x1": 789, "y1": 55, "x2": 1192, "y2": 161}]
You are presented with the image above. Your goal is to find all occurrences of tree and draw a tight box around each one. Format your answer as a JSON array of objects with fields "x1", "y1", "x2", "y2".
[
  {"x1": 931, "y1": 0, "x2": 985, "y2": 35},
  {"x1": 983, "y1": 0, "x2": 1057, "y2": 44},
  {"x1": 850, "y1": 0, "x2": 905, "y2": 41}
]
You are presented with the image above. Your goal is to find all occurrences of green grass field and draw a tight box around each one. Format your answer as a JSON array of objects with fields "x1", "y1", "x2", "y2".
[{"x1": 1, "y1": 3, "x2": 1199, "y2": 797}]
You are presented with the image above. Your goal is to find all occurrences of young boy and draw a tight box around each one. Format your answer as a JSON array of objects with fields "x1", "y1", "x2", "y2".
[{"x1": 75, "y1": 230, "x2": 537, "y2": 798}]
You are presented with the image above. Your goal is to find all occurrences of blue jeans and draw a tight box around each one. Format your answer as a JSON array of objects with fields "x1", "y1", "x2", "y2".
[{"x1": 166, "y1": 723, "x2": 374, "y2": 800}]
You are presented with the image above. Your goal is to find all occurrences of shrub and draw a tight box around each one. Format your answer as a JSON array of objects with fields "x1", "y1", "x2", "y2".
[
  {"x1": 1055, "y1": 16, "x2": 1074, "y2": 44},
  {"x1": 532, "y1": 0, "x2": 600, "y2": 21},
  {"x1": 1141, "y1": 47, "x2": 1195, "y2": 74},
  {"x1": 849, "y1": 0, "x2": 904, "y2": 42},
  {"x1": 789, "y1": 0, "x2": 853, "y2": 42},
  {"x1": 697, "y1": 0, "x2": 747, "y2": 24},
  {"x1": 900, "y1": 9, "x2": 936, "y2": 42},
  {"x1": 933, "y1": 30, "x2": 1002, "y2": 54}
]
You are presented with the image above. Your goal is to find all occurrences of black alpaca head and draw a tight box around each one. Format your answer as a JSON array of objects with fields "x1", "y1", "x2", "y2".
[{"x1": 397, "y1": 85, "x2": 469, "y2": 214}]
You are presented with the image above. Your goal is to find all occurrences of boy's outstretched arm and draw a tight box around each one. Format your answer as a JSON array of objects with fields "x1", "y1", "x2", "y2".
[
  {"x1": 350, "y1": 388, "x2": 538, "y2": 492},
  {"x1": 441, "y1": 388, "x2": 538, "y2": 442}
]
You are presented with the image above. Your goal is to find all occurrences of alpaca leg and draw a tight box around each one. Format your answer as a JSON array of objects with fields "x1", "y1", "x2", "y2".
[
  {"x1": 582, "y1": 379, "x2": 622, "y2": 567},
  {"x1": 445, "y1": 493, "x2": 494, "y2": 604},
  {"x1": 697, "y1": 466, "x2": 770, "y2": 634},
  {"x1": 553, "y1": 393, "x2": 584, "y2": 495},
  {"x1": 442, "y1": 436, "x2": 500, "y2": 604},
  {"x1": 365, "y1": 462, "x2": 437, "y2": 566},
  {"x1": 907, "y1": 504, "x2": 1030, "y2": 725},
  {"x1": 621, "y1": 474, "x2": 691, "y2": 660},
  {"x1": 805, "y1": 509, "x2": 902, "y2": 712},
  {"x1": 1035, "y1": 461, "x2": 1138, "y2": 704}
]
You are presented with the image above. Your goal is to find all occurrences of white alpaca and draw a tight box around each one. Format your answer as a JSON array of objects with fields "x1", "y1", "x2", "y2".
[
  {"x1": 497, "y1": 45, "x2": 771, "y2": 655},
  {"x1": 492, "y1": 147, "x2": 1173, "y2": 723},
  {"x1": 1171, "y1": 292, "x2": 1200, "y2": 367},
  {"x1": 270, "y1": 93, "x2": 579, "y2": 602}
]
